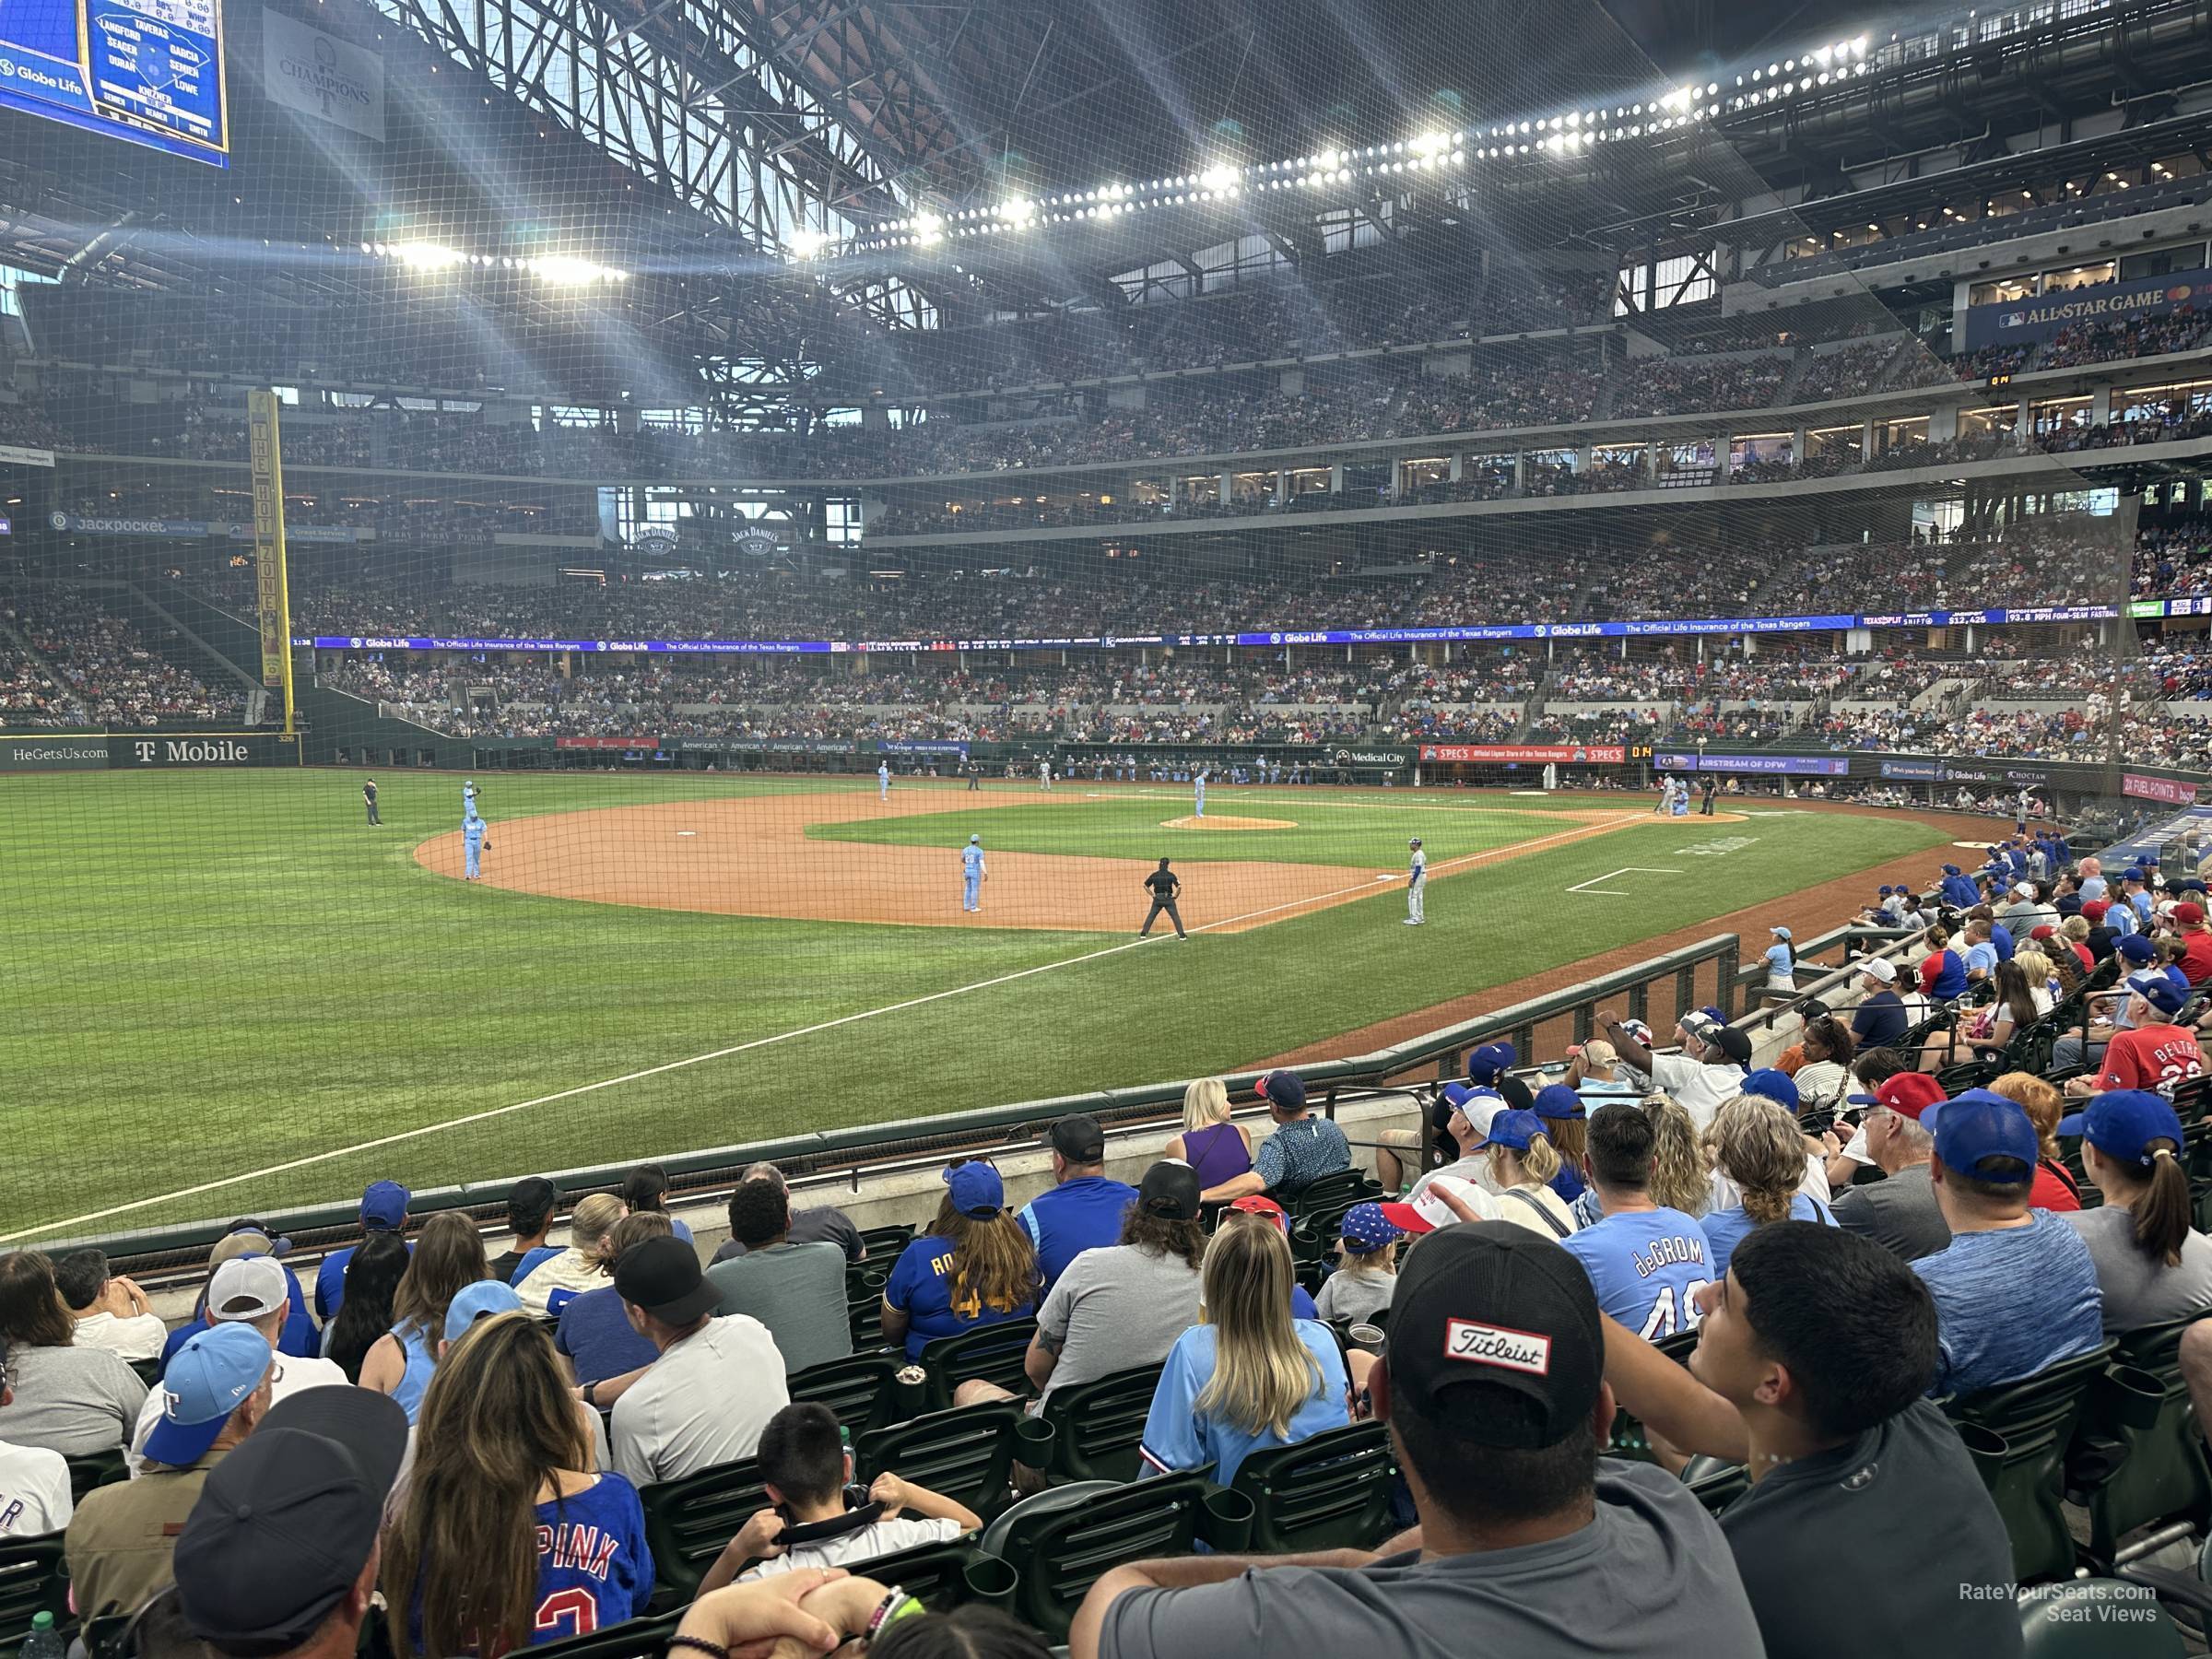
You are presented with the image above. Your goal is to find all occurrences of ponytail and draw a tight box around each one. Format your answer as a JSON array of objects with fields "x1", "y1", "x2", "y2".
[
  {"x1": 1518, "y1": 1132, "x2": 1562, "y2": 1186},
  {"x1": 2134, "y1": 1143, "x2": 2194, "y2": 1269}
]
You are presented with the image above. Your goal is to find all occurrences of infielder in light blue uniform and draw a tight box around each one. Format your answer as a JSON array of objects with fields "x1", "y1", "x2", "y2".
[
  {"x1": 1194, "y1": 771, "x2": 1207, "y2": 819},
  {"x1": 962, "y1": 834, "x2": 986, "y2": 912},
  {"x1": 878, "y1": 760, "x2": 891, "y2": 801},
  {"x1": 464, "y1": 779, "x2": 478, "y2": 816},
  {"x1": 463, "y1": 809, "x2": 490, "y2": 881}
]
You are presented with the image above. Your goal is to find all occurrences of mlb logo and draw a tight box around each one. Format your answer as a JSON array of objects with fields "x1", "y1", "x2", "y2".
[{"x1": 2002, "y1": 312, "x2": 2026, "y2": 328}]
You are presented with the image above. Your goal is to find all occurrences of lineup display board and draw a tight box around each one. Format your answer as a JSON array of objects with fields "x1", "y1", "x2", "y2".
[{"x1": 0, "y1": 0, "x2": 229, "y2": 165}]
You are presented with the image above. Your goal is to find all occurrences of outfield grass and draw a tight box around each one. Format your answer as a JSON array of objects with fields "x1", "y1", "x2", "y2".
[{"x1": 0, "y1": 770, "x2": 1947, "y2": 1241}]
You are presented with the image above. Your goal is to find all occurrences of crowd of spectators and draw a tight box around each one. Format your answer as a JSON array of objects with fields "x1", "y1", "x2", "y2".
[{"x1": 6, "y1": 585, "x2": 233, "y2": 726}]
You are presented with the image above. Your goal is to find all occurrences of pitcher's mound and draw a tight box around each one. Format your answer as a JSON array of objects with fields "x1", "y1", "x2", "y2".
[{"x1": 1162, "y1": 815, "x2": 1299, "y2": 830}]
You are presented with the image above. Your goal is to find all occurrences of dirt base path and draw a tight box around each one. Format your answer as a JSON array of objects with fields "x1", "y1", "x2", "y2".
[{"x1": 413, "y1": 784, "x2": 1724, "y2": 935}]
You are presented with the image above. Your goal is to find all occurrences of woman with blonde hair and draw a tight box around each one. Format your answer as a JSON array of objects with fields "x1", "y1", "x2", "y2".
[
  {"x1": 555, "y1": 1210, "x2": 674, "y2": 1385},
  {"x1": 388, "y1": 1312, "x2": 651, "y2": 1657},
  {"x1": 1166, "y1": 1077, "x2": 1252, "y2": 1192},
  {"x1": 1138, "y1": 1218, "x2": 1347, "y2": 1486},
  {"x1": 361, "y1": 1211, "x2": 489, "y2": 1422},
  {"x1": 514, "y1": 1192, "x2": 629, "y2": 1316},
  {"x1": 2012, "y1": 947, "x2": 2062, "y2": 1009},
  {"x1": 1988, "y1": 1071, "x2": 2082, "y2": 1213},
  {"x1": 1642, "y1": 1093, "x2": 1711, "y2": 1219},
  {"x1": 1481, "y1": 1111, "x2": 1580, "y2": 1239},
  {"x1": 1699, "y1": 1098, "x2": 1835, "y2": 1278},
  {"x1": 881, "y1": 1163, "x2": 1038, "y2": 1361}
]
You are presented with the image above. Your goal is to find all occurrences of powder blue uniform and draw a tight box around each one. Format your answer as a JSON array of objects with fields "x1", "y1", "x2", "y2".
[
  {"x1": 879, "y1": 761, "x2": 891, "y2": 801},
  {"x1": 463, "y1": 780, "x2": 477, "y2": 814},
  {"x1": 1194, "y1": 772, "x2": 1206, "y2": 818},
  {"x1": 463, "y1": 810, "x2": 488, "y2": 879},
  {"x1": 962, "y1": 839, "x2": 985, "y2": 912},
  {"x1": 1560, "y1": 1207, "x2": 1713, "y2": 1340}
]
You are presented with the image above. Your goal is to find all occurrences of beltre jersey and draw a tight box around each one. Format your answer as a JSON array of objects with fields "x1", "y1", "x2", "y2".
[{"x1": 1560, "y1": 1207, "x2": 1713, "y2": 1339}]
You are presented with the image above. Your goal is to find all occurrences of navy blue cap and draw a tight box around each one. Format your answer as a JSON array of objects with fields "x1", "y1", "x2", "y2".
[
  {"x1": 2117, "y1": 935, "x2": 2159, "y2": 963},
  {"x1": 2128, "y1": 972, "x2": 2188, "y2": 1016},
  {"x1": 1531, "y1": 1083, "x2": 1584, "y2": 1121},
  {"x1": 1466, "y1": 1042, "x2": 1517, "y2": 1083},
  {"x1": 1262, "y1": 1070, "x2": 1307, "y2": 1112}
]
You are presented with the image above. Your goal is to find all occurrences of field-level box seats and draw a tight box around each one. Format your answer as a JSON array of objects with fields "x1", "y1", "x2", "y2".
[
  {"x1": 856, "y1": 1400, "x2": 1050, "y2": 1522},
  {"x1": 2066, "y1": 1317, "x2": 2212, "y2": 1571},
  {"x1": 1230, "y1": 1422, "x2": 1400, "y2": 1554},
  {"x1": 638, "y1": 1454, "x2": 772, "y2": 1603},
  {"x1": 1947, "y1": 1340, "x2": 2119, "y2": 1584},
  {"x1": 918, "y1": 1319, "x2": 1040, "y2": 1410},
  {"x1": 787, "y1": 1350, "x2": 914, "y2": 1439},
  {"x1": 0, "y1": 1533, "x2": 69, "y2": 1659},
  {"x1": 1037, "y1": 1362, "x2": 1166, "y2": 1485}
]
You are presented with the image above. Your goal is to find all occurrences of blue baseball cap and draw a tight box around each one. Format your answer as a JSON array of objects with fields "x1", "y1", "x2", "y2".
[
  {"x1": 969, "y1": 834, "x2": 980, "y2": 844},
  {"x1": 1484, "y1": 1109, "x2": 1547, "y2": 1152},
  {"x1": 1878, "y1": 885, "x2": 1894, "y2": 896},
  {"x1": 1262, "y1": 1071, "x2": 1307, "y2": 1112},
  {"x1": 1465, "y1": 1041, "x2": 1517, "y2": 1083},
  {"x1": 1923, "y1": 1089, "x2": 2039, "y2": 1184},
  {"x1": 2125, "y1": 867, "x2": 2148, "y2": 884},
  {"x1": 1771, "y1": 925, "x2": 1793, "y2": 941},
  {"x1": 1943, "y1": 864, "x2": 1960, "y2": 876},
  {"x1": 2117, "y1": 935, "x2": 2159, "y2": 964},
  {"x1": 145, "y1": 1323, "x2": 273, "y2": 1466},
  {"x1": 1338, "y1": 1202, "x2": 1404, "y2": 1255},
  {"x1": 2057, "y1": 1089, "x2": 2184, "y2": 1165},
  {"x1": 1532, "y1": 1083, "x2": 1585, "y2": 1121},
  {"x1": 359, "y1": 1182, "x2": 409, "y2": 1232},
  {"x1": 1740, "y1": 1069, "x2": 1801, "y2": 1112},
  {"x1": 2128, "y1": 972, "x2": 2188, "y2": 1017},
  {"x1": 443, "y1": 1280, "x2": 523, "y2": 1347},
  {"x1": 943, "y1": 1161, "x2": 1005, "y2": 1218}
]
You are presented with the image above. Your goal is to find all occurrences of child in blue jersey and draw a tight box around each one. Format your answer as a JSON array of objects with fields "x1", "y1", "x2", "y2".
[
  {"x1": 1560, "y1": 1101, "x2": 1714, "y2": 1340},
  {"x1": 388, "y1": 1310, "x2": 652, "y2": 1655},
  {"x1": 1139, "y1": 1217, "x2": 1347, "y2": 1486},
  {"x1": 880, "y1": 1164, "x2": 1038, "y2": 1361}
]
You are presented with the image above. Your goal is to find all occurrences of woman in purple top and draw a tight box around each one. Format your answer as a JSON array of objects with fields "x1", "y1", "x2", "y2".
[{"x1": 1167, "y1": 1078, "x2": 1253, "y2": 1189}]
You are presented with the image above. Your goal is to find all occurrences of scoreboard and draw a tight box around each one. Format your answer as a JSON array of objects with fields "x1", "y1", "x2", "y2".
[{"x1": 0, "y1": 0, "x2": 228, "y2": 165}]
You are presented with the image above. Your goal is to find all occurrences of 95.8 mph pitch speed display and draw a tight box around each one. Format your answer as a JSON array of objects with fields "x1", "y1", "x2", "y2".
[{"x1": 0, "y1": 0, "x2": 229, "y2": 165}]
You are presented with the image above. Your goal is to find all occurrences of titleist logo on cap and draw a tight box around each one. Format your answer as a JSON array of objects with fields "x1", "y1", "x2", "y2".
[{"x1": 1443, "y1": 1318, "x2": 1551, "y2": 1376}]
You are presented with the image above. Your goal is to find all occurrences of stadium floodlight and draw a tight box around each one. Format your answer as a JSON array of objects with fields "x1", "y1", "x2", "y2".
[
  {"x1": 526, "y1": 254, "x2": 626, "y2": 284},
  {"x1": 913, "y1": 213, "x2": 944, "y2": 245},
  {"x1": 784, "y1": 226, "x2": 830, "y2": 259},
  {"x1": 391, "y1": 241, "x2": 464, "y2": 272},
  {"x1": 1199, "y1": 164, "x2": 1237, "y2": 191}
]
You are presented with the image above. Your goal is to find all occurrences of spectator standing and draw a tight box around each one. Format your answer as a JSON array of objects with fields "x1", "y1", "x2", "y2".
[
  {"x1": 1559, "y1": 1103, "x2": 1713, "y2": 1339},
  {"x1": 0, "y1": 1251, "x2": 147, "y2": 1453},
  {"x1": 1202, "y1": 1072, "x2": 1350, "y2": 1204},
  {"x1": 1986, "y1": 1073, "x2": 2082, "y2": 1212},
  {"x1": 711, "y1": 1162, "x2": 865, "y2": 1265},
  {"x1": 53, "y1": 1250, "x2": 165, "y2": 1363},
  {"x1": 1830, "y1": 1073, "x2": 1954, "y2": 1262},
  {"x1": 313, "y1": 1181, "x2": 410, "y2": 1322},
  {"x1": 609, "y1": 1236, "x2": 789, "y2": 1487},
  {"x1": 707, "y1": 1180, "x2": 853, "y2": 1375},
  {"x1": 323, "y1": 1233, "x2": 408, "y2": 1382},
  {"x1": 1017, "y1": 1115, "x2": 1139, "y2": 1291},
  {"x1": 359, "y1": 1212, "x2": 488, "y2": 1423},
  {"x1": 1137, "y1": 1220, "x2": 1348, "y2": 1486},
  {"x1": 1313, "y1": 1205, "x2": 1404, "y2": 1324},
  {"x1": 1699, "y1": 1099, "x2": 1837, "y2": 1280},
  {"x1": 1912, "y1": 1089, "x2": 2105, "y2": 1395},
  {"x1": 388, "y1": 1312, "x2": 652, "y2": 1655},
  {"x1": 1164, "y1": 1079, "x2": 1252, "y2": 1193},
  {"x1": 2062, "y1": 1090, "x2": 2212, "y2": 1332},
  {"x1": 558, "y1": 1212, "x2": 674, "y2": 1389},
  {"x1": 514, "y1": 1193, "x2": 628, "y2": 1316},
  {"x1": 67, "y1": 1323, "x2": 272, "y2": 1620},
  {"x1": 1077, "y1": 1223, "x2": 1764, "y2": 1659},
  {"x1": 488, "y1": 1177, "x2": 559, "y2": 1285},
  {"x1": 881, "y1": 1165, "x2": 1039, "y2": 1362},
  {"x1": 0, "y1": 1338, "x2": 71, "y2": 1538}
]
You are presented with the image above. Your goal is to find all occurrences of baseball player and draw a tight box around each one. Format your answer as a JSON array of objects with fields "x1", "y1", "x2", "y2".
[
  {"x1": 1406, "y1": 837, "x2": 1427, "y2": 925},
  {"x1": 1652, "y1": 774, "x2": 1670, "y2": 815},
  {"x1": 2016, "y1": 787, "x2": 2034, "y2": 834},
  {"x1": 878, "y1": 759, "x2": 892, "y2": 802},
  {"x1": 362, "y1": 778, "x2": 380, "y2": 826},
  {"x1": 1038, "y1": 757, "x2": 1053, "y2": 792},
  {"x1": 965, "y1": 759, "x2": 980, "y2": 792},
  {"x1": 1194, "y1": 770, "x2": 1207, "y2": 820},
  {"x1": 962, "y1": 834, "x2": 986, "y2": 912},
  {"x1": 464, "y1": 778, "x2": 478, "y2": 817},
  {"x1": 1669, "y1": 776, "x2": 1690, "y2": 818},
  {"x1": 1139, "y1": 858, "x2": 1186, "y2": 940},
  {"x1": 462, "y1": 809, "x2": 491, "y2": 881}
]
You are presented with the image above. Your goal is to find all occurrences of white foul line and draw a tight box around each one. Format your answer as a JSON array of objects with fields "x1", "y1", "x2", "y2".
[
  {"x1": 1566, "y1": 865, "x2": 1685, "y2": 897},
  {"x1": 0, "y1": 809, "x2": 1636, "y2": 1244}
]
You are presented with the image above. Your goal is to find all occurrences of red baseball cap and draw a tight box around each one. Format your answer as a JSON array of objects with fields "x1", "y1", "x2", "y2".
[
  {"x1": 2083, "y1": 900, "x2": 2112, "y2": 922},
  {"x1": 2030, "y1": 924, "x2": 2056, "y2": 941},
  {"x1": 2177, "y1": 902, "x2": 2206, "y2": 926},
  {"x1": 1873, "y1": 1072, "x2": 1946, "y2": 1121},
  {"x1": 1227, "y1": 1195, "x2": 1288, "y2": 1233}
]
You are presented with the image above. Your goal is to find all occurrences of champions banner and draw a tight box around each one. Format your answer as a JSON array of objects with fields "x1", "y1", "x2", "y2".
[
  {"x1": 1419, "y1": 744, "x2": 1627, "y2": 764},
  {"x1": 1961, "y1": 268, "x2": 2212, "y2": 351}
]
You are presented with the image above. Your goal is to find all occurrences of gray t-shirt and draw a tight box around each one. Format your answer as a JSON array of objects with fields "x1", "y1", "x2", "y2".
[
  {"x1": 1034, "y1": 1244, "x2": 1201, "y2": 1404},
  {"x1": 705, "y1": 1242, "x2": 852, "y2": 1376},
  {"x1": 2065, "y1": 1206, "x2": 2212, "y2": 1334},
  {"x1": 1312, "y1": 1268, "x2": 1395, "y2": 1325},
  {"x1": 1, "y1": 1345, "x2": 148, "y2": 1455},
  {"x1": 1100, "y1": 1458, "x2": 1764, "y2": 1659},
  {"x1": 711, "y1": 1206, "x2": 863, "y2": 1265},
  {"x1": 1831, "y1": 1164, "x2": 1951, "y2": 1263}
]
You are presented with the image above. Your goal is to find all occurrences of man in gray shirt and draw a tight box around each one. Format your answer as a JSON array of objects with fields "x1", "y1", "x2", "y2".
[
  {"x1": 710, "y1": 1163, "x2": 865, "y2": 1265},
  {"x1": 1070, "y1": 1223, "x2": 1764, "y2": 1659},
  {"x1": 1830, "y1": 1075, "x2": 1952, "y2": 1264},
  {"x1": 706, "y1": 1180, "x2": 852, "y2": 1377}
]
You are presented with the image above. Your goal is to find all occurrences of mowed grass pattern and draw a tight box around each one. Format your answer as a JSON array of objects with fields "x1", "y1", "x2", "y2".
[{"x1": 0, "y1": 771, "x2": 1946, "y2": 1239}]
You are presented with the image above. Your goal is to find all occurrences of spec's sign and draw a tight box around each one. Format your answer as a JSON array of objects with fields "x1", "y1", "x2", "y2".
[{"x1": 1418, "y1": 744, "x2": 1627, "y2": 764}]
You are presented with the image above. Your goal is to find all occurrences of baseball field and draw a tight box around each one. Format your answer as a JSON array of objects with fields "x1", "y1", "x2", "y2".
[{"x1": 0, "y1": 768, "x2": 1959, "y2": 1241}]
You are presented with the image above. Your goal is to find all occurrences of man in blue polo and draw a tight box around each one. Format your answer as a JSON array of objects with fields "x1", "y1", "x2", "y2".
[
  {"x1": 313, "y1": 1181, "x2": 410, "y2": 1321},
  {"x1": 1017, "y1": 1115, "x2": 1137, "y2": 1292}
]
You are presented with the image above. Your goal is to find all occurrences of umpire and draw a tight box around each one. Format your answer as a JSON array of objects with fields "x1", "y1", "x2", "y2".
[{"x1": 1140, "y1": 858, "x2": 1187, "y2": 940}]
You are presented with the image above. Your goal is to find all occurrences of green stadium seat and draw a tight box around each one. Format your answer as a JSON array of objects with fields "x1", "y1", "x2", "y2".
[
  {"x1": 856, "y1": 1401, "x2": 1047, "y2": 1521},
  {"x1": 1038, "y1": 1362, "x2": 1165, "y2": 1485},
  {"x1": 0, "y1": 1532, "x2": 71, "y2": 1659},
  {"x1": 1282, "y1": 1169, "x2": 1371, "y2": 1222},
  {"x1": 1230, "y1": 1422, "x2": 1398, "y2": 1554},
  {"x1": 1606, "y1": 1327, "x2": 1700, "y2": 1461},
  {"x1": 525, "y1": 1610, "x2": 682, "y2": 1659},
  {"x1": 637, "y1": 1454, "x2": 771, "y2": 1602},
  {"x1": 845, "y1": 1261, "x2": 890, "y2": 1303},
  {"x1": 1947, "y1": 1340, "x2": 2118, "y2": 1583},
  {"x1": 2069, "y1": 1318, "x2": 2212, "y2": 1570},
  {"x1": 842, "y1": 1536, "x2": 1018, "y2": 1612},
  {"x1": 62, "y1": 1450, "x2": 126, "y2": 1503},
  {"x1": 786, "y1": 1350, "x2": 914, "y2": 1439},
  {"x1": 981, "y1": 1473, "x2": 1254, "y2": 1642},
  {"x1": 1678, "y1": 1454, "x2": 1750, "y2": 1516},
  {"x1": 919, "y1": 1319, "x2": 1040, "y2": 1410},
  {"x1": 849, "y1": 1290, "x2": 888, "y2": 1353},
  {"x1": 856, "y1": 1223, "x2": 916, "y2": 1261},
  {"x1": 2018, "y1": 1580, "x2": 2185, "y2": 1657}
]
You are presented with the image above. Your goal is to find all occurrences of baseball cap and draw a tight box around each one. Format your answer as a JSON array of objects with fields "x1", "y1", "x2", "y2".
[
  {"x1": 1384, "y1": 1222, "x2": 1603, "y2": 1450},
  {"x1": 2118, "y1": 934, "x2": 2159, "y2": 964},
  {"x1": 2014, "y1": 881, "x2": 2036, "y2": 898},
  {"x1": 1048, "y1": 1113, "x2": 1106, "y2": 1163},
  {"x1": 2057, "y1": 1089, "x2": 2184, "y2": 1164},
  {"x1": 941, "y1": 1162, "x2": 1006, "y2": 1219},
  {"x1": 1942, "y1": 864, "x2": 1960, "y2": 876},
  {"x1": 2083, "y1": 899, "x2": 2112, "y2": 921},
  {"x1": 2125, "y1": 867, "x2": 2148, "y2": 883},
  {"x1": 1771, "y1": 925, "x2": 1792, "y2": 941},
  {"x1": 1923, "y1": 1088, "x2": 2039, "y2": 1182},
  {"x1": 1878, "y1": 884, "x2": 1894, "y2": 897},
  {"x1": 1740, "y1": 1069, "x2": 1800, "y2": 1112},
  {"x1": 206, "y1": 1257, "x2": 287, "y2": 1324},
  {"x1": 1379, "y1": 1175, "x2": 1489, "y2": 1236},
  {"x1": 1858, "y1": 956, "x2": 1898, "y2": 983},
  {"x1": 2030, "y1": 924, "x2": 2056, "y2": 941},
  {"x1": 1409, "y1": 837, "x2": 1422, "y2": 848},
  {"x1": 1705, "y1": 1026, "x2": 1754, "y2": 1065},
  {"x1": 1338, "y1": 1202, "x2": 1404, "y2": 1255},
  {"x1": 1442, "y1": 1084, "x2": 1506, "y2": 1143},
  {"x1": 969, "y1": 834, "x2": 980, "y2": 844},
  {"x1": 1531, "y1": 1084, "x2": 1584, "y2": 1122},
  {"x1": 1870, "y1": 1072, "x2": 1947, "y2": 1121},
  {"x1": 1465, "y1": 1041, "x2": 1517, "y2": 1084},
  {"x1": 1619, "y1": 1018, "x2": 1653, "y2": 1044},
  {"x1": 1261, "y1": 1071, "x2": 1307, "y2": 1112},
  {"x1": 145, "y1": 1323, "x2": 274, "y2": 1467},
  {"x1": 209, "y1": 1228, "x2": 288, "y2": 1270},
  {"x1": 611, "y1": 1234, "x2": 722, "y2": 1324},
  {"x1": 359, "y1": 1181, "x2": 409, "y2": 1232},
  {"x1": 2128, "y1": 972, "x2": 2188, "y2": 1016},
  {"x1": 443, "y1": 1280, "x2": 524, "y2": 1346},
  {"x1": 1136, "y1": 1159, "x2": 1201, "y2": 1222},
  {"x1": 1228, "y1": 1194, "x2": 1289, "y2": 1233},
  {"x1": 2179, "y1": 902, "x2": 2206, "y2": 926},
  {"x1": 174, "y1": 1388, "x2": 410, "y2": 1657},
  {"x1": 1481, "y1": 1110, "x2": 1546, "y2": 1153}
]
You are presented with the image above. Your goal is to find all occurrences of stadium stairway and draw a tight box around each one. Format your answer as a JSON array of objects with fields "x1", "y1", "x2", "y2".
[{"x1": 125, "y1": 582, "x2": 262, "y2": 700}]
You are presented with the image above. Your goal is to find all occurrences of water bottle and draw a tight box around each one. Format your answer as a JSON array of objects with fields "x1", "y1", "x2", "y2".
[{"x1": 21, "y1": 1610, "x2": 65, "y2": 1659}]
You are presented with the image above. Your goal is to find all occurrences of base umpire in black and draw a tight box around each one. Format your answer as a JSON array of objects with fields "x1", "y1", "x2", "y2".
[{"x1": 1140, "y1": 858, "x2": 1187, "y2": 940}]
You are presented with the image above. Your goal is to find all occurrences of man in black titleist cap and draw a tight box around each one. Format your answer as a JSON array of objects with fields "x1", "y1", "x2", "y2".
[{"x1": 1070, "y1": 1224, "x2": 1762, "y2": 1659}]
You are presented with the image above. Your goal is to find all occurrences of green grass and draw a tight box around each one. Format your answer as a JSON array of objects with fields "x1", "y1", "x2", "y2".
[{"x1": 0, "y1": 771, "x2": 1947, "y2": 1241}]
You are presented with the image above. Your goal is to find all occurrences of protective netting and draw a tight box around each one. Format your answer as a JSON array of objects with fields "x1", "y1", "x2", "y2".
[{"x1": 0, "y1": 0, "x2": 2192, "y2": 1241}]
